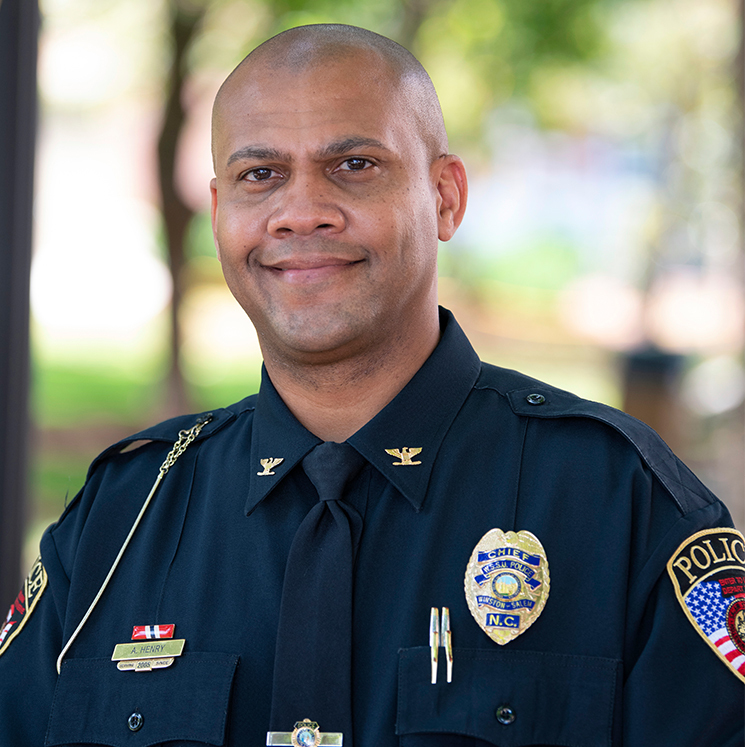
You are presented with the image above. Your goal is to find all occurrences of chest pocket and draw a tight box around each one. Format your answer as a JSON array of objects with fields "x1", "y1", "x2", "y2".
[
  {"x1": 396, "y1": 647, "x2": 620, "y2": 747},
  {"x1": 45, "y1": 652, "x2": 239, "y2": 746}
]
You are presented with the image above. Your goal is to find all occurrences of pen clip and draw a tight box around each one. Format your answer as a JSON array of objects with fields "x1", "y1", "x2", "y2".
[
  {"x1": 429, "y1": 607, "x2": 439, "y2": 684},
  {"x1": 430, "y1": 606, "x2": 453, "y2": 684},
  {"x1": 441, "y1": 606, "x2": 453, "y2": 684}
]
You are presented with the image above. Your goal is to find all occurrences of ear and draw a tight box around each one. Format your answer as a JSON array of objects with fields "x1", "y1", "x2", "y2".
[
  {"x1": 434, "y1": 155, "x2": 468, "y2": 242},
  {"x1": 210, "y1": 178, "x2": 222, "y2": 262}
]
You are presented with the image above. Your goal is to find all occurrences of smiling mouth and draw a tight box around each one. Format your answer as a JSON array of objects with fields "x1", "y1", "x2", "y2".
[
  {"x1": 267, "y1": 257, "x2": 363, "y2": 271},
  {"x1": 264, "y1": 258, "x2": 365, "y2": 283}
]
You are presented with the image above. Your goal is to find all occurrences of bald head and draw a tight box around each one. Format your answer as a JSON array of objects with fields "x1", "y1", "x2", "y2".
[
  {"x1": 212, "y1": 24, "x2": 448, "y2": 166},
  {"x1": 209, "y1": 23, "x2": 469, "y2": 381}
]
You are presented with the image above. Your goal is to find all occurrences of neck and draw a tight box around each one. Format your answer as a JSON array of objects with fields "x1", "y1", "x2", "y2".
[{"x1": 263, "y1": 310, "x2": 441, "y2": 442}]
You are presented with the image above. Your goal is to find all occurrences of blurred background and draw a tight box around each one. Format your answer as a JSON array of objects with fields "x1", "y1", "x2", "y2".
[{"x1": 7, "y1": 0, "x2": 746, "y2": 582}]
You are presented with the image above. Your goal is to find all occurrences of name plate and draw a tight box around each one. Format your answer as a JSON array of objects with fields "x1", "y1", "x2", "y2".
[{"x1": 112, "y1": 639, "x2": 185, "y2": 661}]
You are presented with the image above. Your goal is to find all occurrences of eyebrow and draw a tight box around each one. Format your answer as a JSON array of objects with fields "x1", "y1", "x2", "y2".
[
  {"x1": 317, "y1": 137, "x2": 390, "y2": 159},
  {"x1": 226, "y1": 146, "x2": 288, "y2": 168},
  {"x1": 225, "y1": 136, "x2": 390, "y2": 168}
]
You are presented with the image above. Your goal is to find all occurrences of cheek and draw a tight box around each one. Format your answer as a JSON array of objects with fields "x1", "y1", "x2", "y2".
[
  {"x1": 396, "y1": 191, "x2": 439, "y2": 258},
  {"x1": 216, "y1": 202, "x2": 263, "y2": 259}
]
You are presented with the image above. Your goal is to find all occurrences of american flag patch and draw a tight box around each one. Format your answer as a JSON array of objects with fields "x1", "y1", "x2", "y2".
[
  {"x1": 668, "y1": 528, "x2": 745, "y2": 682},
  {"x1": 132, "y1": 624, "x2": 175, "y2": 640},
  {"x1": 685, "y1": 581, "x2": 744, "y2": 678}
]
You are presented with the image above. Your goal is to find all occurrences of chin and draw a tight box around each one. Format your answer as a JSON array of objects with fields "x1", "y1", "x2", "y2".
[{"x1": 268, "y1": 310, "x2": 379, "y2": 362}]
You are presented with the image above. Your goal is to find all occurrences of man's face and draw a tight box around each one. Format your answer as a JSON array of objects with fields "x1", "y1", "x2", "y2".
[{"x1": 210, "y1": 52, "x2": 448, "y2": 365}]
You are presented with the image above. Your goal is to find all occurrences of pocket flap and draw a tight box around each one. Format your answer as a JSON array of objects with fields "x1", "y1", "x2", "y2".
[
  {"x1": 46, "y1": 652, "x2": 239, "y2": 746},
  {"x1": 397, "y1": 646, "x2": 620, "y2": 747}
]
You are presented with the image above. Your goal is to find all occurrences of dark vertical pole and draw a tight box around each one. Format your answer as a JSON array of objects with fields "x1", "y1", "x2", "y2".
[{"x1": 0, "y1": 0, "x2": 39, "y2": 606}]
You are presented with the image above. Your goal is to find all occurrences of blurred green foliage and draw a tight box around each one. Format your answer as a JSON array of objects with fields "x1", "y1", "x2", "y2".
[
  {"x1": 33, "y1": 359, "x2": 262, "y2": 429},
  {"x1": 184, "y1": 0, "x2": 615, "y2": 148},
  {"x1": 442, "y1": 241, "x2": 580, "y2": 293},
  {"x1": 33, "y1": 363, "x2": 164, "y2": 428},
  {"x1": 31, "y1": 455, "x2": 89, "y2": 514},
  {"x1": 30, "y1": 358, "x2": 262, "y2": 529}
]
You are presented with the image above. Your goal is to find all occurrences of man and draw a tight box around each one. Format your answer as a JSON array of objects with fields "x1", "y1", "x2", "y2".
[{"x1": 0, "y1": 24, "x2": 743, "y2": 746}]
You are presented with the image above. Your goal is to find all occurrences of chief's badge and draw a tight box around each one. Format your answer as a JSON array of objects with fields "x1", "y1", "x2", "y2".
[
  {"x1": 464, "y1": 528, "x2": 550, "y2": 645},
  {"x1": 667, "y1": 527, "x2": 745, "y2": 682}
]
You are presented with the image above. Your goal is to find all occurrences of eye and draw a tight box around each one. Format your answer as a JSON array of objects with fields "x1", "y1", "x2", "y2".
[
  {"x1": 339, "y1": 158, "x2": 372, "y2": 172},
  {"x1": 242, "y1": 167, "x2": 278, "y2": 182}
]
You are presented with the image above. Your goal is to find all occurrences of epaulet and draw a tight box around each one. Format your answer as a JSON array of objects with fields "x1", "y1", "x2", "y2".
[
  {"x1": 84, "y1": 405, "x2": 239, "y2": 479},
  {"x1": 479, "y1": 364, "x2": 716, "y2": 515}
]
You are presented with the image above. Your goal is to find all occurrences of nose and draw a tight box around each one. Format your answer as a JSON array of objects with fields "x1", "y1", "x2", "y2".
[{"x1": 267, "y1": 174, "x2": 345, "y2": 237}]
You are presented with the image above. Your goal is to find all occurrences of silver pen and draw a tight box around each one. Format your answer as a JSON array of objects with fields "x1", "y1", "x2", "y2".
[
  {"x1": 441, "y1": 606, "x2": 453, "y2": 683},
  {"x1": 430, "y1": 607, "x2": 439, "y2": 684}
]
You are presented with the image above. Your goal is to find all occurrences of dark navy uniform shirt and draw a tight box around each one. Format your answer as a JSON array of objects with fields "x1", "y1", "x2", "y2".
[{"x1": 0, "y1": 308, "x2": 742, "y2": 745}]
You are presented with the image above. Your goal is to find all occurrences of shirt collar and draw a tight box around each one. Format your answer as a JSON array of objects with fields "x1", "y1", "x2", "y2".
[
  {"x1": 244, "y1": 307, "x2": 481, "y2": 515},
  {"x1": 245, "y1": 369, "x2": 322, "y2": 515}
]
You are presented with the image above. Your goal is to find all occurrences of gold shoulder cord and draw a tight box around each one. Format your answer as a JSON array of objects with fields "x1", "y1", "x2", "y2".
[{"x1": 56, "y1": 415, "x2": 212, "y2": 674}]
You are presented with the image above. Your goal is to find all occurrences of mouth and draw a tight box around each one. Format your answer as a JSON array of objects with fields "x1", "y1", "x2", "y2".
[{"x1": 262, "y1": 256, "x2": 365, "y2": 283}]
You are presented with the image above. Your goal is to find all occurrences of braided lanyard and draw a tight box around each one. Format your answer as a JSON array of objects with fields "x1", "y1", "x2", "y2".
[{"x1": 56, "y1": 414, "x2": 212, "y2": 674}]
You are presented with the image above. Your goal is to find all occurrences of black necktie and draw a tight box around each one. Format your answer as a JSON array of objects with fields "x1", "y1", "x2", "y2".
[{"x1": 270, "y1": 441, "x2": 366, "y2": 742}]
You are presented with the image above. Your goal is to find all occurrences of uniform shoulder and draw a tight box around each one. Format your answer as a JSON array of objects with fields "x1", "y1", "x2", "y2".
[
  {"x1": 49, "y1": 394, "x2": 258, "y2": 529},
  {"x1": 475, "y1": 362, "x2": 717, "y2": 516},
  {"x1": 84, "y1": 393, "x2": 258, "y2": 479}
]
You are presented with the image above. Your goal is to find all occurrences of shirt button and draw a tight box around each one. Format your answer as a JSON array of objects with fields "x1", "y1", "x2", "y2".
[
  {"x1": 496, "y1": 704, "x2": 516, "y2": 725},
  {"x1": 526, "y1": 393, "x2": 546, "y2": 405},
  {"x1": 128, "y1": 712, "x2": 144, "y2": 732}
]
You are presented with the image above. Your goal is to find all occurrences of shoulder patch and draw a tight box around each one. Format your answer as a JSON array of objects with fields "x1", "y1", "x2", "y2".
[
  {"x1": 667, "y1": 528, "x2": 745, "y2": 681},
  {"x1": 0, "y1": 556, "x2": 48, "y2": 658}
]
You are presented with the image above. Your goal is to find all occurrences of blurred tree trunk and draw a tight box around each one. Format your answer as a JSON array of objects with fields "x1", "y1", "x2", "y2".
[
  {"x1": 157, "y1": 0, "x2": 206, "y2": 417},
  {"x1": 398, "y1": 0, "x2": 435, "y2": 48}
]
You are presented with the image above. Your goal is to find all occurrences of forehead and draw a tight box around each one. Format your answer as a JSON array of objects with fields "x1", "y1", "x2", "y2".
[{"x1": 213, "y1": 52, "x2": 424, "y2": 165}]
